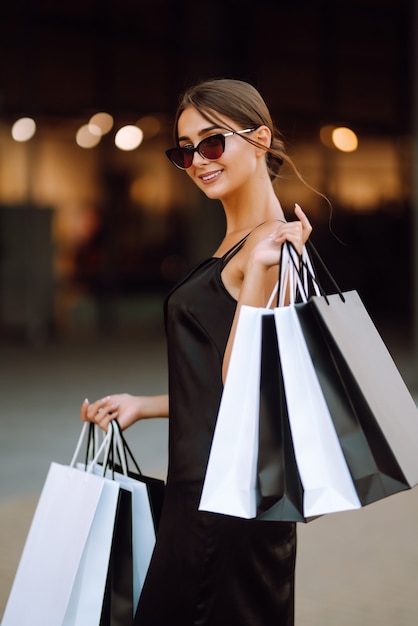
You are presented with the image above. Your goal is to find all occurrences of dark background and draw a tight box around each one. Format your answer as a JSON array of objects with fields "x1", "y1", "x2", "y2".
[
  {"x1": 0, "y1": 0, "x2": 417, "y2": 347},
  {"x1": 1, "y1": 0, "x2": 412, "y2": 128}
]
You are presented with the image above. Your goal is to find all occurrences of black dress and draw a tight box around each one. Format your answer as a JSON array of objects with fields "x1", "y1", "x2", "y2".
[{"x1": 134, "y1": 238, "x2": 296, "y2": 626}]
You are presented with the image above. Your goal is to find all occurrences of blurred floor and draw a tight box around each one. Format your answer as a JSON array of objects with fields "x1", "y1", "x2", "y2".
[{"x1": 1, "y1": 321, "x2": 417, "y2": 625}]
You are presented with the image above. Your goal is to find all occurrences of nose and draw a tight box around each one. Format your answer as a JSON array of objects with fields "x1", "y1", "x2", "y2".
[{"x1": 191, "y1": 149, "x2": 209, "y2": 166}]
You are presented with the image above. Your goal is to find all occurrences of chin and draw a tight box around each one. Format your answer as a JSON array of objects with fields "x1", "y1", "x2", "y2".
[
  {"x1": 198, "y1": 189, "x2": 219, "y2": 201},
  {"x1": 199, "y1": 183, "x2": 226, "y2": 201}
]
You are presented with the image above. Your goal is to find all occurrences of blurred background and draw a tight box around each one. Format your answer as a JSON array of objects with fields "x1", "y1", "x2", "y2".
[
  {"x1": 2, "y1": 2, "x2": 418, "y2": 623},
  {"x1": 0, "y1": 0, "x2": 417, "y2": 348}
]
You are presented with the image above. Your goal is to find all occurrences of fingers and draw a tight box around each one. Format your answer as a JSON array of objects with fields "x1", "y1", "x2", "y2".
[
  {"x1": 271, "y1": 204, "x2": 312, "y2": 253},
  {"x1": 272, "y1": 221, "x2": 303, "y2": 251},
  {"x1": 87, "y1": 395, "x2": 111, "y2": 418},
  {"x1": 80, "y1": 398, "x2": 89, "y2": 421},
  {"x1": 294, "y1": 202, "x2": 306, "y2": 219},
  {"x1": 80, "y1": 395, "x2": 120, "y2": 430},
  {"x1": 294, "y1": 203, "x2": 313, "y2": 242}
]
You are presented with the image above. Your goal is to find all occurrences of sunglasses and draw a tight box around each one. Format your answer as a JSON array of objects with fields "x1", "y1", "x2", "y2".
[{"x1": 165, "y1": 128, "x2": 255, "y2": 170}]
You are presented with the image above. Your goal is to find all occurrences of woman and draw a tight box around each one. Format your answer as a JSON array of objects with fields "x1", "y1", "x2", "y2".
[{"x1": 81, "y1": 78, "x2": 312, "y2": 625}]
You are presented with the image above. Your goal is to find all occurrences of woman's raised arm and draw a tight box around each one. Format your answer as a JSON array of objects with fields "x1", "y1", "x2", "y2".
[{"x1": 222, "y1": 204, "x2": 312, "y2": 381}]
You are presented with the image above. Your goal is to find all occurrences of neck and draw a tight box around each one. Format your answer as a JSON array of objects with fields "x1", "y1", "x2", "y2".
[{"x1": 222, "y1": 181, "x2": 285, "y2": 235}]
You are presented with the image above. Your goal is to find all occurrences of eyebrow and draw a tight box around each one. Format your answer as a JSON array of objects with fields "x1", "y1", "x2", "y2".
[{"x1": 177, "y1": 125, "x2": 225, "y2": 143}]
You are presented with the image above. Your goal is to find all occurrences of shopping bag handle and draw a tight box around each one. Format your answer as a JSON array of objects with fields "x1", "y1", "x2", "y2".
[
  {"x1": 70, "y1": 420, "x2": 123, "y2": 479},
  {"x1": 70, "y1": 419, "x2": 145, "y2": 479},
  {"x1": 86, "y1": 419, "x2": 144, "y2": 478},
  {"x1": 88, "y1": 420, "x2": 128, "y2": 478},
  {"x1": 69, "y1": 421, "x2": 114, "y2": 473},
  {"x1": 275, "y1": 240, "x2": 346, "y2": 306},
  {"x1": 304, "y1": 240, "x2": 345, "y2": 303},
  {"x1": 267, "y1": 243, "x2": 303, "y2": 308},
  {"x1": 285, "y1": 242, "x2": 321, "y2": 304},
  {"x1": 267, "y1": 241, "x2": 323, "y2": 308},
  {"x1": 112, "y1": 420, "x2": 144, "y2": 477}
]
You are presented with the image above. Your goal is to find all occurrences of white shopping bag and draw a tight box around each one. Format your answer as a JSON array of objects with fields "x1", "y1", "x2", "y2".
[
  {"x1": 63, "y1": 477, "x2": 121, "y2": 625},
  {"x1": 199, "y1": 305, "x2": 270, "y2": 518},
  {"x1": 79, "y1": 420, "x2": 161, "y2": 614},
  {"x1": 2, "y1": 459, "x2": 120, "y2": 626},
  {"x1": 83, "y1": 464, "x2": 156, "y2": 613},
  {"x1": 274, "y1": 304, "x2": 361, "y2": 517},
  {"x1": 199, "y1": 244, "x2": 309, "y2": 520}
]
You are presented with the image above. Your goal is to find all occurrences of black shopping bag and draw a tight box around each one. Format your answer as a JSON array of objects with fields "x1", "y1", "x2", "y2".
[
  {"x1": 289, "y1": 240, "x2": 418, "y2": 506},
  {"x1": 296, "y1": 289, "x2": 418, "y2": 504},
  {"x1": 257, "y1": 243, "x2": 362, "y2": 521},
  {"x1": 88, "y1": 422, "x2": 165, "y2": 533},
  {"x1": 101, "y1": 488, "x2": 134, "y2": 626},
  {"x1": 111, "y1": 425, "x2": 165, "y2": 532},
  {"x1": 256, "y1": 314, "x2": 305, "y2": 522},
  {"x1": 87, "y1": 421, "x2": 165, "y2": 615}
]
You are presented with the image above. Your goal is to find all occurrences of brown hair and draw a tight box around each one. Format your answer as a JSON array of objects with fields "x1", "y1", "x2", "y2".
[{"x1": 173, "y1": 78, "x2": 292, "y2": 182}]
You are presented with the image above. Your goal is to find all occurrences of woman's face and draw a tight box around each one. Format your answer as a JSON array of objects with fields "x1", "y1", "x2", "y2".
[{"x1": 176, "y1": 106, "x2": 261, "y2": 202}]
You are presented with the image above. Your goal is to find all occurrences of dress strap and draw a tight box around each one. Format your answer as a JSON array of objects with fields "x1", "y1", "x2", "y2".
[
  {"x1": 220, "y1": 219, "x2": 286, "y2": 270},
  {"x1": 220, "y1": 234, "x2": 250, "y2": 269}
]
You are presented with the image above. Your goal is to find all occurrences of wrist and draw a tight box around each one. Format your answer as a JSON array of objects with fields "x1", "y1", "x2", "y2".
[
  {"x1": 139, "y1": 394, "x2": 169, "y2": 419},
  {"x1": 247, "y1": 251, "x2": 273, "y2": 277}
]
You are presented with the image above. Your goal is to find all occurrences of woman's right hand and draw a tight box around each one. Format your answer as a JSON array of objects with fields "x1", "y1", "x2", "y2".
[{"x1": 80, "y1": 393, "x2": 169, "y2": 431}]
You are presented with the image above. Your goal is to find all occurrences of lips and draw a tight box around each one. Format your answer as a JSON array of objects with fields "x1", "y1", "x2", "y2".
[{"x1": 199, "y1": 170, "x2": 222, "y2": 183}]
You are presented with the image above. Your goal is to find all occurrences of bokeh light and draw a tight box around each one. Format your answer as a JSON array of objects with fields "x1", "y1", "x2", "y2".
[
  {"x1": 114, "y1": 125, "x2": 144, "y2": 151},
  {"x1": 88, "y1": 112, "x2": 114, "y2": 136},
  {"x1": 76, "y1": 124, "x2": 102, "y2": 148},
  {"x1": 332, "y1": 127, "x2": 358, "y2": 152},
  {"x1": 11, "y1": 117, "x2": 36, "y2": 142},
  {"x1": 320, "y1": 125, "x2": 359, "y2": 152}
]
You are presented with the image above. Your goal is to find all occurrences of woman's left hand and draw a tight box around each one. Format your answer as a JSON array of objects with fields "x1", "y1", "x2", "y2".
[
  {"x1": 269, "y1": 203, "x2": 312, "y2": 255},
  {"x1": 249, "y1": 204, "x2": 312, "y2": 270}
]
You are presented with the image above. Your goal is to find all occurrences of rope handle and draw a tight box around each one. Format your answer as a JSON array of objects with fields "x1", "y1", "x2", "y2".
[
  {"x1": 305, "y1": 240, "x2": 345, "y2": 303},
  {"x1": 69, "y1": 421, "x2": 114, "y2": 474},
  {"x1": 266, "y1": 242, "x2": 320, "y2": 309},
  {"x1": 70, "y1": 420, "x2": 143, "y2": 477},
  {"x1": 266, "y1": 239, "x2": 345, "y2": 309}
]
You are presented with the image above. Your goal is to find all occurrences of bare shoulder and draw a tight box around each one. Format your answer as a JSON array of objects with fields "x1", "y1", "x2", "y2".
[
  {"x1": 243, "y1": 218, "x2": 287, "y2": 251},
  {"x1": 220, "y1": 219, "x2": 285, "y2": 295}
]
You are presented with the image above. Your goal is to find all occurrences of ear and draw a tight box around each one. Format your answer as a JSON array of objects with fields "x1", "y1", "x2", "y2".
[{"x1": 253, "y1": 125, "x2": 271, "y2": 155}]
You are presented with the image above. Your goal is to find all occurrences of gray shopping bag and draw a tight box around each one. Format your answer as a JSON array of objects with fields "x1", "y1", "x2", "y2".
[{"x1": 299, "y1": 289, "x2": 418, "y2": 500}]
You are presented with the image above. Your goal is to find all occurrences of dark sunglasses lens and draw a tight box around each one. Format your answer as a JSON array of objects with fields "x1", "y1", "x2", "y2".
[
  {"x1": 166, "y1": 148, "x2": 192, "y2": 169},
  {"x1": 166, "y1": 134, "x2": 225, "y2": 169},
  {"x1": 199, "y1": 135, "x2": 225, "y2": 159}
]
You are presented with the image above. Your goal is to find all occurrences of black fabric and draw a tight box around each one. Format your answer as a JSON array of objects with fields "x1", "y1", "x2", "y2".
[
  {"x1": 135, "y1": 483, "x2": 296, "y2": 626},
  {"x1": 134, "y1": 242, "x2": 297, "y2": 626}
]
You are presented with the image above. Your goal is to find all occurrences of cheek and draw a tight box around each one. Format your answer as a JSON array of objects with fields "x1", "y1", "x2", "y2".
[{"x1": 228, "y1": 150, "x2": 257, "y2": 180}]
